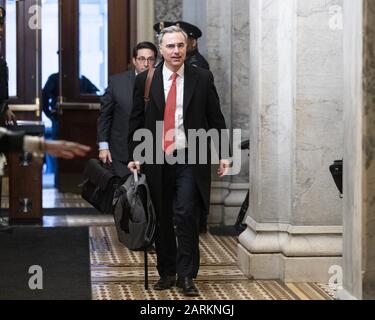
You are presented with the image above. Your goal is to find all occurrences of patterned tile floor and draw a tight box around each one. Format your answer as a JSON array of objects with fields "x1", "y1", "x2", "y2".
[
  {"x1": 1, "y1": 186, "x2": 337, "y2": 300},
  {"x1": 90, "y1": 225, "x2": 336, "y2": 301}
]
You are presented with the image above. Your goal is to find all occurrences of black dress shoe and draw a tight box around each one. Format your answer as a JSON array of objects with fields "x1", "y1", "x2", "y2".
[
  {"x1": 153, "y1": 276, "x2": 176, "y2": 290},
  {"x1": 177, "y1": 277, "x2": 200, "y2": 297}
]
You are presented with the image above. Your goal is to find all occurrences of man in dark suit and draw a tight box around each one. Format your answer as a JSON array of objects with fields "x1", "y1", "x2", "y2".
[
  {"x1": 154, "y1": 21, "x2": 210, "y2": 234},
  {"x1": 97, "y1": 42, "x2": 158, "y2": 177},
  {"x1": 128, "y1": 26, "x2": 230, "y2": 297}
]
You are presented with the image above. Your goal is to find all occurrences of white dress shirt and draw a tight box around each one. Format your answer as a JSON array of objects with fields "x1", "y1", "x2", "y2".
[{"x1": 163, "y1": 64, "x2": 187, "y2": 150}]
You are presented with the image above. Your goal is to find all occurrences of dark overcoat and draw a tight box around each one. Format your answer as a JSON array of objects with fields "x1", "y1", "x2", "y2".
[{"x1": 128, "y1": 63, "x2": 227, "y2": 220}]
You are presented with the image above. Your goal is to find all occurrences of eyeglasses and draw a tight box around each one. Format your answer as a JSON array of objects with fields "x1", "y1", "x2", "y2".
[
  {"x1": 163, "y1": 43, "x2": 186, "y2": 50},
  {"x1": 136, "y1": 57, "x2": 156, "y2": 64}
]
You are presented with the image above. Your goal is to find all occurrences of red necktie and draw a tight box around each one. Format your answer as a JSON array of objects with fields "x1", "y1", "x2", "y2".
[{"x1": 163, "y1": 73, "x2": 177, "y2": 154}]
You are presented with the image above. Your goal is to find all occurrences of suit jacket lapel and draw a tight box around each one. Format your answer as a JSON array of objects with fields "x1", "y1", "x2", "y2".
[
  {"x1": 150, "y1": 66, "x2": 165, "y2": 114},
  {"x1": 183, "y1": 64, "x2": 199, "y2": 116},
  {"x1": 127, "y1": 71, "x2": 136, "y2": 98},
  {"x1": 129, "y1": 70, "x2": 136, "y2": 86}
]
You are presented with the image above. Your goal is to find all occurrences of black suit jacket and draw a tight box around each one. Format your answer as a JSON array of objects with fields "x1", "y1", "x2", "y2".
[
  {"x1": 128, "y1": 63, "x2": 228, "y2": 218},
  {"x1": 98, "y1": 71, "x2": 136, "y2": 166}
]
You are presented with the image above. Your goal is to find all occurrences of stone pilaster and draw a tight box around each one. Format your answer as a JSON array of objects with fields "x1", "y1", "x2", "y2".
[
  {"x1": 154, "y1": 0, "x2": 183, "y2": 23},
  {"x1": 238, "y1": 0, "x2": 344, "y2": 282},
  {"x1": 137, "y1": 0, "x2": 155, "y2": 43},
  {"x1": 205, "y1": 0, "x2": 251, "y2": 225},
  {"x1": 339, "y1": 0, "x2": 375, "y2": 300},
  {"x1": 182, "y1": 0, "x2": 208, "y2": 57}
]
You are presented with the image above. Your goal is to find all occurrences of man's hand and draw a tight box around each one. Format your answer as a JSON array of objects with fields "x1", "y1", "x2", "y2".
[
  {"x1": 45, "y1": 140, "x2": 91, "y2": 159},
  {"x1": 217, "y1": 159, "x2": 231, "y2": 178},
  {"x1": 99, "y1": 149, "x2": 113, "y2": 164},
  {"x1": 4, "y1": 109, "x2": 17, "y2": 126},
  {"x1": 127, "y1": 161, "x2": 141, "y2": 174}
]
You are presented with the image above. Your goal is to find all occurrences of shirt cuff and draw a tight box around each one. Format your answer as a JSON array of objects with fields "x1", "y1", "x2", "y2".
[
  {"x1": 23, "y1": 136, "x2": 45, "y2": 156},
  {"x1": 99, "y1": 142, "x2": 109, "y2": 151}
]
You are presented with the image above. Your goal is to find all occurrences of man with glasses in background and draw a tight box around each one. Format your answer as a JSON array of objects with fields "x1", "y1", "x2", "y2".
[{"x1": 97, "y1": 42, "x2": 158, "y2": 177}]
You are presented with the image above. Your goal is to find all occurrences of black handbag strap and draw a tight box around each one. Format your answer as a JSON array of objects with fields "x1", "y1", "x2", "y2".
[{"x1": 144, "y1": 67, "x2": 156, "y2": 105}]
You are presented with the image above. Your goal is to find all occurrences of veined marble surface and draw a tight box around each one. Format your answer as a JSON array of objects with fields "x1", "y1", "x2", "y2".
[
  {"x1": 295, "y1": 0, "x2": 344, "y2": 225},
  {"x1": 154, "y1": 0, "x2": 183, "y2": 23},
  {"x1": 362, "y1": 0, "x2": 375, "y2": 300},
  {"x1": 232, "y1": 0, "x2": 250, "y2": 183}
]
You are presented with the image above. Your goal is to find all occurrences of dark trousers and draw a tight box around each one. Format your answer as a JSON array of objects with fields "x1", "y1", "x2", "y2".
[
  {"x1": 155, "y1": 164, "x2": 201, "y2": 279},
  {"x1": 111, "y1": 158, "x2": 130, "y2": 179}
]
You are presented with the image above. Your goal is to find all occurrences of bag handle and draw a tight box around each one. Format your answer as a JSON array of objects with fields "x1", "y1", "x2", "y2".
[
  {"x1": 133, "y1": 171, "x2": 139, "y2": 184},
  {"x1": 144, "y1": 67, "x2": 156, "y2": 105}
]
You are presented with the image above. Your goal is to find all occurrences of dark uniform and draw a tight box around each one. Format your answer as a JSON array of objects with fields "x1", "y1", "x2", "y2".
[
  {"x1": 0, "y1": 57, "x2": 8, "y2": 119},
  {"x1": 42, "y1": 73, "x2": 99, "y2": 175},
  {"x1": 42, "y1": 73, "x2": 99, "y2": 125},
  {"x1": 153, "y1": 21, "x2": 210, "y2": 233},
  {"x1": 185, "y1": 48, "x2": 210, "y2": 70}
]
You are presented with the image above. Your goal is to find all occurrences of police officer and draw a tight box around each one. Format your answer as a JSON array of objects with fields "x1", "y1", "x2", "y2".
[{"x1": 175, "y1": 21, "x2": 210, "y2": 70}]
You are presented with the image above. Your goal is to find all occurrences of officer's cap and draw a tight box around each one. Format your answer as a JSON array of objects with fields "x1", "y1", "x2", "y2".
[
  {"x1": 0, "y1": 7, "x2": 5, "y2": 25},
  {"x1": 175, "y1": 21, "x2": 202, "y2": 39},
  {"x1": 153, "y1": 20, "x2": 202, "y2": 39},
  {"x1": 153, "y1": 21, "x2": 175, "y2": 35}
]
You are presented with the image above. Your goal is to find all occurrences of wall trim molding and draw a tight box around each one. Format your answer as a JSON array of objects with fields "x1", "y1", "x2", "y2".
[
  {"x1": 238, "y1": 243, "x2": 343, "y2": 283},
  {"x1": 239, "y1": 217, "x2": 343, "y2": 257},
  {"x1": 245, "y1": 216, "x2": 343, "y2": 235}
]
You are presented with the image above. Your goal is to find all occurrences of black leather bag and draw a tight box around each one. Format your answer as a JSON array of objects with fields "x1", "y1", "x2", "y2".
[
  {"x1": 112, "y1": 172, "x2": 156, "y2": 251},
  {"x1": 80, "y1": 159, "x2": 121, "y2": 214},
  {"x1": 329, "y1": 160, "x2": 343, "y2": 195},
  {"x1": 112, "y1": 172, "x2": 156, "y2": 290}
]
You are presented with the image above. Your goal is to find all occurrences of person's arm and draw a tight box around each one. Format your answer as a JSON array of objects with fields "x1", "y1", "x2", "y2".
[
  {"x1": 0, "y1": 127, "x2": 90, "y2": 158},
  {"x1": 23, "y1": 136, "x2": 91, "y2": 159},
  {"x1": 97, "y1": 78, "x2": 115, "y2": 164}
]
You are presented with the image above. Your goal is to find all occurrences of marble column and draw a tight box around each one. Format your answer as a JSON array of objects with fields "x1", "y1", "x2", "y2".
[
  {"x1": 182, "y1": 0, "x2": 208, "y2": 57},
  {"x1": 205, "y1": 0, "x2": 250, "y2": 226},
  {"x1": 205, "y1": 0, "x2": 233, "y2": 225},
  {"x1": 154, "y1": 0, "x2": 183, "y2": 23},
  {"x1": 339, "y1": 0, "x2": 375, "y2": 300},
  {"x1": 137, "y1": 0, "x2": 155, "y2": 43},
  {"x1": 238, "y1": 0, "x2": 344, "y2": 282},
  {"x1": 224, "y1": 0, "x2": 250, "y2": 225}
]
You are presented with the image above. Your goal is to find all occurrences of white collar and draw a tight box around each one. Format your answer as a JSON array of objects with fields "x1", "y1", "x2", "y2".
[{"x1": 163, "y1": 63, "x2": 185, "y2": 80}]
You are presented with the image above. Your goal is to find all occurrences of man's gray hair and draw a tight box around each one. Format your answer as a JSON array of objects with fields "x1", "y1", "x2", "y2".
[{"x1": 158, "y1": 26, "x2": 188, "y2": 45}]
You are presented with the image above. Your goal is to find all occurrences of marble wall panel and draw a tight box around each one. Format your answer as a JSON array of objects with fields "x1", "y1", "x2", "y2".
[
  {"x1": 155, "y1": 0, "x2": 183, "y2": 23},
  {"x1": 362, "y1": 0, "x2": 375, "y2": 300},
  {"x1": 294, "y1": 0, "x2": 344, "y2": 225}
]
